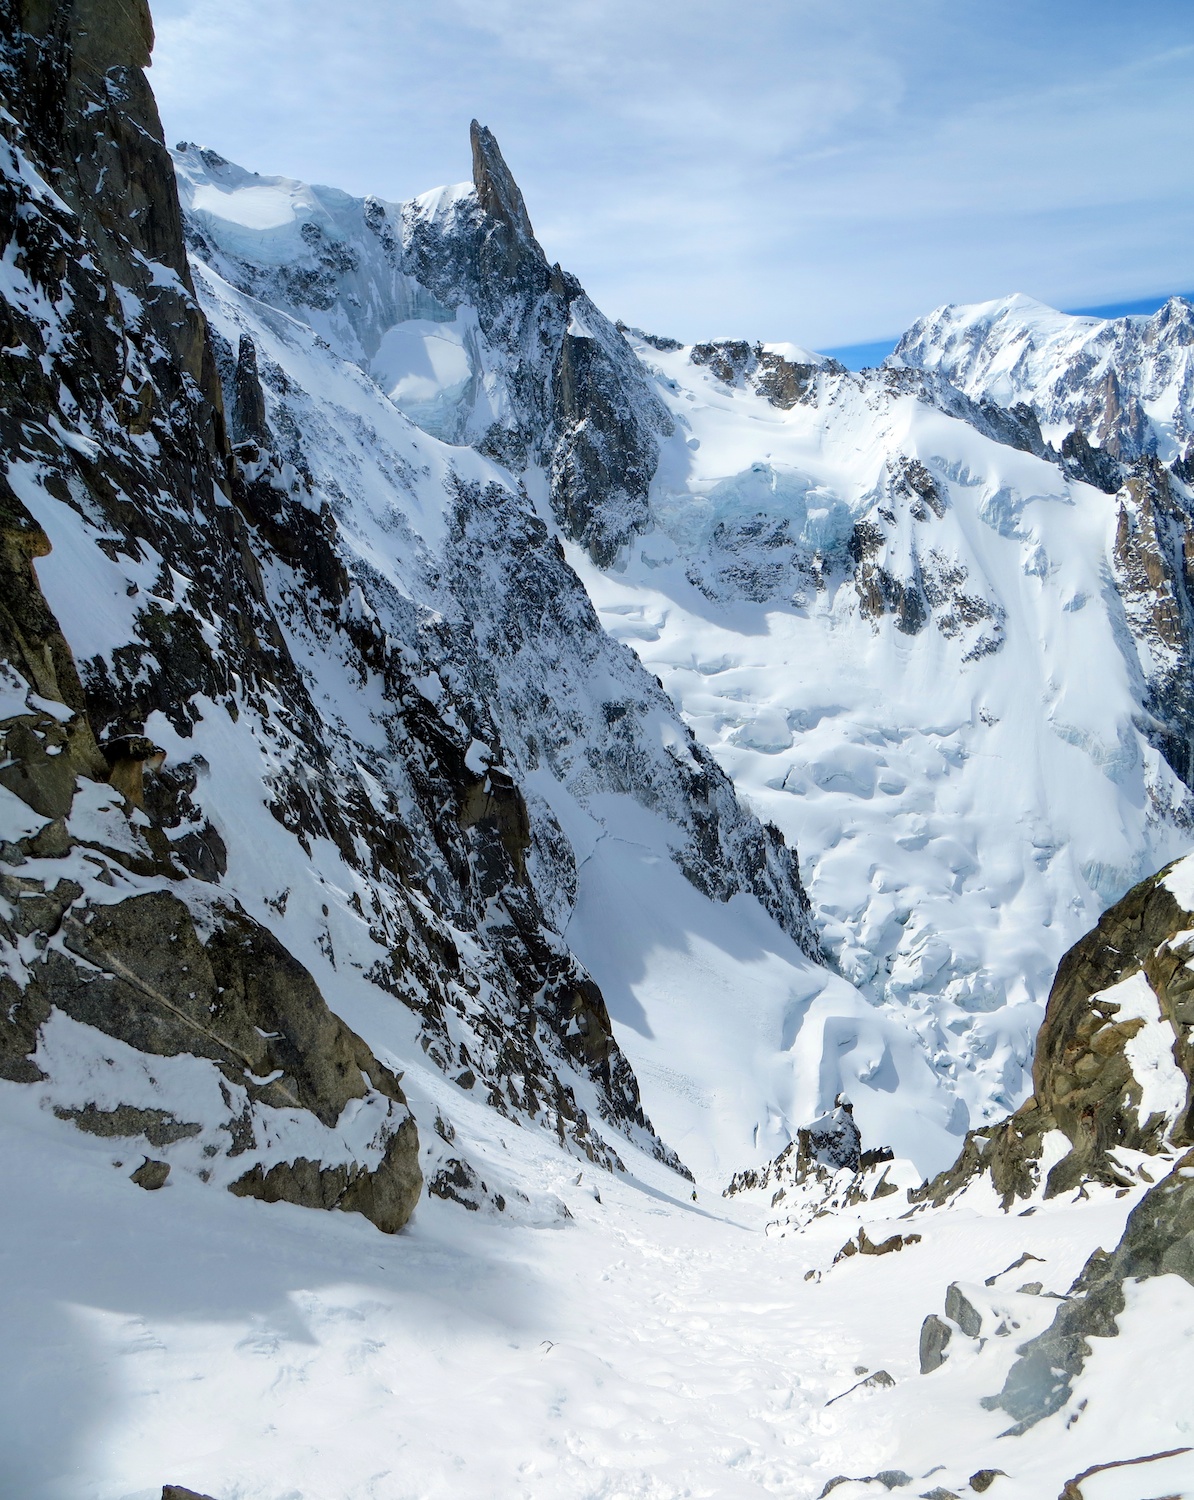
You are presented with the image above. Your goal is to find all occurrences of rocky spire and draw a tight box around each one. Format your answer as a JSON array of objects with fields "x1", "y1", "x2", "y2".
[{"x1": 469, "y1": 120, "x2": 537, "y2": 243}]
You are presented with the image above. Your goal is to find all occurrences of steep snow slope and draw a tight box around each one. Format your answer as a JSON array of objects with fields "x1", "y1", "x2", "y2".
[
  {"x1": 169, "y1": 139, "x2": 1194, "y2": 1159},
  {"x1": 165, "y1": 147, "x2": 976, "y2": 1179},
  {"x1": 574, "y1": 338, "x2": 1194, "y2": 1134},
  {"x1": 891, "y1": 292, "x2": 1194, "y2": 462}
]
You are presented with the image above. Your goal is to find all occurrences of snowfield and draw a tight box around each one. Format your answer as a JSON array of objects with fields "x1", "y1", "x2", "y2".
[
  {"x1": 574, "y1": 331, "x2": 1192, "y2": 1136},
  {"x1": 3, "y1": 1074, "x2": 1191, "y2": 1500}
]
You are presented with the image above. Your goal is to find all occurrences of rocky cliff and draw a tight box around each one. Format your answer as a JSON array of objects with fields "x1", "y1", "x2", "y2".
[
  {"x1": 0, "y1": 0, "x2": 837, "y2": 1229},
  {"x1": 917, "y1": 856, "x2": 1194, "y2": 1211},
  {"x1": 0, "y1": 0, "x2": 426, "y2": 1229},
  {"x1": 176, "y1": 122, "x2": 675, "y2": 572}
]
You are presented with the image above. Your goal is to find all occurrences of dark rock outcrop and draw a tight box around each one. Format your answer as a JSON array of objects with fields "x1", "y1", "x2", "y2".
[
  {"x1": 944, "y1": 1283, "x2": 982, "y2": 1337},
  {"x1": 131, "y1": 1159, "x2": 170, "y2": 1190},
  {"x1": 910, "y1": 854, "x2": 1194, "y2": 1429},
  {"x1": 394, "y1": 127, "x2": 675, "y2": 566},
  {"x1": 1109, "y1": 460, "x2": 1194, "y2": 790},
  {"x1": 919, "y1": 1313, "x2": 952, "y2": 1373},
  {"x1": 723, "y1": 1099, "x2": 894, "y2": 1200},
  {"x1": 1059, "y1": 428, "x2": 1123, "y2": 493}
]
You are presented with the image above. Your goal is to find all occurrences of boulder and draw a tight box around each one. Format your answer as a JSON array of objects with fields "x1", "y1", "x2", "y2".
[
  {"x1": 945, "y1": 1283, "x2": 982, "y2": 1338},
  {"x1": 919, "y1": 1313, "x2": 952, "y2": 1373},
  {"x1": 131, "y1": 1159, "x2": 170, "y2": 1190}
]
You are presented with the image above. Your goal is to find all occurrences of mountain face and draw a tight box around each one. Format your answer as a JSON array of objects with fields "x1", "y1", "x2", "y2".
[
  {"x1": 176, "y1": 123, "x2": 673, "y2": 571},
  {"x1": 891, "y1": 291, "x2": 1194, "y2": 467},
  {"x1": 563, "y1": 335, "x2": 1194, "y2": 1141},
  {"x1": 7, "y1": 0, "x2": 1194, "y2": 1208},
  {"x1": 163, "y1": 127, "x2": 1194, "y2": 1175},
  {"x1": 912, "y1": 852, "x2": 1194, "y2": 1433},
  {"x1": 164, "y1": 136, "x2": 1004, "y2": 1177},
  {"x1": 2, "y1": 0, "x2": 883, "y2": 1225}
]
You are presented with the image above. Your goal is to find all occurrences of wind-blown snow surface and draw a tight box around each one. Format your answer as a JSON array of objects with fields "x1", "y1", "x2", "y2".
[{"x1": 4, "y1": 1078, "x2": 1192, "y2": 1500}]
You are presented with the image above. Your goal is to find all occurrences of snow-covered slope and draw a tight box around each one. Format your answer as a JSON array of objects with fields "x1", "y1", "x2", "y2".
[
  {"x1": 168, "y1": 138, "x2": 1194, "y2": 1163},
  {"x1": 575, "y1": 337, "x2": 1194, "y2": 1138},
  {"x1": 7, "y1": 4, "x2": 1194, "y2": 1494},
  {"x1": 891, "y1": 291, "x2": 1194, "y2": 464},
  {"x1": 1, "y1": 0, "x2": 980, "y2": 1268},
  {"x1": 6, "y1": 1055, "x2": 1190, "y2": 1500},
  {"x1": 163, "y1": 141, "x2": 986, "y2": 1180}
]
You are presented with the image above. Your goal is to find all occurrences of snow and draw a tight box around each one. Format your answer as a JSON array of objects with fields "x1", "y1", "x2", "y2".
[
  {"x1": 187, "y1": 254, "x2": 492, "y2": 555},
  {"x1": 178, "y1": 149, "x2": 366, "y2": 268},
  {"x1": 5, "y1": 124, "x2": 1194, "y2": 1500},
  {"x1": 0, "y1": 1067, "x2": 1182, "y2": 1500},
  {"x1": 9, "y1": 457, "x2": 173, "y2": 661},
  {"x1": 565, "y1": 354, "x2": 1190, "y2": 1130},
  {"x1": 463, "y1": 739, "x2": 490, "y2": 775},
  {"x1": 0, "y1": 783, "x2": 48, "y2": 842},
  {"x1": 164, "y1": 144, "x2": 1194, "y2": 1163},
  {"x1": 891, "y1": 291, "x2": 1194, "y2": 460},
  {"x1": 565, "y1": 801, "x2": 965, "y2": 1179},
  {"x1": 761, "y1": 340, "x2": 829, "y2": 367},
  {"x1": 371, "y1": 316, "x2": 472, "y2": 406},
  {"x1": 1096, "y1": 972, "x2": 1188, "y2": 1131},
  {"x1": 1164, "y1": 852, "x2": 1194, "y2": 912}
]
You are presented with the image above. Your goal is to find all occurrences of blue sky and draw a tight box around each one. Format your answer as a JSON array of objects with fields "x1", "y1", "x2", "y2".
[{"x1": 149, "y1": 0, "x2": 1193, "y2": 352}]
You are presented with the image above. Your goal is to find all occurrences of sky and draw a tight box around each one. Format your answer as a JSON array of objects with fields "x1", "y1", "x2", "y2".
[{"x1": 149, "y1": 0, "x2": 1194, "y2": 354}]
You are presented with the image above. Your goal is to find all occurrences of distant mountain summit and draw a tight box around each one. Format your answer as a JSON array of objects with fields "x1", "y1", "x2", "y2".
[{"x1": 890, "y1": 291, "x2": 1194, "y2": 466}]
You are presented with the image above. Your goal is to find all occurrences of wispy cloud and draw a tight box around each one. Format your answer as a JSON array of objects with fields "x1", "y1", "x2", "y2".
[{"x1": 149, "y1": 0, "x2": 1194, "y2": 346}]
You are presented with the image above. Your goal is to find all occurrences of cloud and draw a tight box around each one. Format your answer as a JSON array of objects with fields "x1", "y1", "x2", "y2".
[{"x1": 148, "y1": 0, "x2": 1194, "y2": 346}]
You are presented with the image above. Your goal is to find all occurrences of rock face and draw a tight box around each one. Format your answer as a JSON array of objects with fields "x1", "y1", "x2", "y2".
[
  {"x1": 598, "y1": 316, "x2": 1194, "y2": 1140},
  {"x1": 916, "y1": 856, "x2": 1194, "y2": 1210},
  {"x1": 0, "y1": 0, "x2": 424, "y2": 1231},
  {"x1": 0, "y1": 0, "x2": 831, "y2": 1228},
  {"x1": 1109, "y1": 459, "x2": 1194, "y2": 789},
  {"x1": 911, "y1": 852, "x2": 1194, "y2": 1430},
  {"x1": 176, "y1": 125, "x2": 675, "y2": 571},
  {"x1": 919, "y1": 1314, "x2": 953, "y2": 1374},
  {"x1": 984, "y1": 1152, "x2": 1194, "y2": 1431}
]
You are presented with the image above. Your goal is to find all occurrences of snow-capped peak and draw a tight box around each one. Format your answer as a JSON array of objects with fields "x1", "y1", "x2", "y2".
[{"x1": 890, "y1": 291, "x2": 1194, "y2": 461}]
